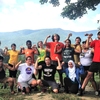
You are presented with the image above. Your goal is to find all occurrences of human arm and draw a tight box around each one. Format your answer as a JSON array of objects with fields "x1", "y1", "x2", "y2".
[
  {"x1": 74, "y1": 45, "x2": 82, "y2": 54},
  {"x1": 14, "y1": 61, "x2": 22, "y2": 70},
  {"x1": 85, "y1": 34, "x2": 93, "y2": 48},
  {"x1": 3, "y1": 63, "x2": 15, "y2": 71},
  {"x1": 32, "y1": 45, "x2": 39, "y2": 55},
  {"x1": 34, "y1": 58, "x2": 42, "y2": 70},
  {"x1": 64, "y1": 33, "x2": 72, "y2": 42},
  {"x1": 54, "y1": 43, "x2": 63, "y2": 54},
  {"x1": 43, "y1": 35, "x2": 51, "y2": 45}
]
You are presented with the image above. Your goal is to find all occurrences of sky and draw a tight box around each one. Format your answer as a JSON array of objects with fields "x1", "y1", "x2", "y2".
[{"x1": 0, "y1": 0, "x2": 100, "y2": 32}]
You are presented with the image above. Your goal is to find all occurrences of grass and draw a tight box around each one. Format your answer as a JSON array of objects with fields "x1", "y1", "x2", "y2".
[{"x1": 0, "y1": 55, "x2": 100, "y2": 100}]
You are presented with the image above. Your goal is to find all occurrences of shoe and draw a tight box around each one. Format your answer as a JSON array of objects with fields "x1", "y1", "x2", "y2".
[
  {"x1": 77, "y1": 88, "x2": 83, "y2": 96},
  {"x1": 95, "y1": 91, "x2": 99, "y2": 96}
]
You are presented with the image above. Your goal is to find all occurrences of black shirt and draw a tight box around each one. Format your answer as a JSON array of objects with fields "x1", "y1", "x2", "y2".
[{"x1": 42, "y1": 64, "x2": 56, "y2": 81}]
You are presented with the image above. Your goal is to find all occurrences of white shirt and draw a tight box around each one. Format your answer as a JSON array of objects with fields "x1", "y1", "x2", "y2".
[
  {"x1": 80, "y1": 49, "x2": 92, "y2": 66},
  {"x1": 17, "y1": 63, "x2": 35, "y2": 82}
]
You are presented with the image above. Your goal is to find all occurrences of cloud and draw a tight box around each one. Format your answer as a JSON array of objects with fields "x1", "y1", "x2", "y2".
[{"x1": 0, "y1": 0, "x2": 99, "y2": 32}]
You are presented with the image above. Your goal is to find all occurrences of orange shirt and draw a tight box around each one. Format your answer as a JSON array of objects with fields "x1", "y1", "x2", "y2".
[
  {"x1": 46, "y1": 42, "x2": 64, "y2": 61},
  {"x1": 22, "y1": 49, "x2": 35, "y2": 63}
]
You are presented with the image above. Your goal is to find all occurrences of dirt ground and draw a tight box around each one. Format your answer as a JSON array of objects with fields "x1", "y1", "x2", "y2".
[{"x1": 24, "y1": 85, "x2": 100, "y2": 100}]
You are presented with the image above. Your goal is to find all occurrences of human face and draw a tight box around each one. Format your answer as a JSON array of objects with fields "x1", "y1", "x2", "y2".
[
  {"x1": 38, "y1": 41, "x2": 43, "y2": 48},
  {"x1": 26, "y1": 42, "x2": 32, "y2": 49},
  {"x1": 82, "y1": 43, "x2": 86, "y2": 49},
  {"x1": 68, "y1": 62, "x2": 73, "y2": 68},
  {"x1": 26, "y1": 57, "x2": 32, "y2": 65},
  {"x1": 11, "y1": 45, "x2": 16, "y2": 51},
  {"x1": 54, "y1": 34, "x2": 59, "y2": 41},
  {"x1": 65, "y1": 40, "x2": 71, "y2": 47},
  {"x1": 75, "y1": 38, "x2": 80, "y2": 45},
  {"x1": 45, "y1": 57, "x2": 51, "y2": 66}
]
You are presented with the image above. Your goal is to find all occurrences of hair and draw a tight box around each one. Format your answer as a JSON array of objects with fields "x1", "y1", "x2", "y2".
[
  {"x1": 11, "y1": 43, "x2": 16, "y2": 47},
  {"x1": 65, "y1": 39, "x2": 71, "y2": 44},
  {"x1": 37, "y1": 41, "x2": 43, "y2": 48},
  {"x1": 97, "y1": 31, "x2": 100, "y2": 35},
  {"x1": 0, "y1": 56, "x2": 4, "y2": 61},
  {"x1": 52, "y1": 34, "x2": 60, "y2": 41},
  {"x1": 26, "y1": 56, "x2": 32, "y2": 60},
  {"x1": 26, "y1": 40, "x2": 32, "y2": 44},
  {"x1": 82, "y1": 41, "x2": 86, "y2": 44},
  {"x1": 75, "y1": 37, "x2": 81, "y2": 42},
  {"x1": 44, "y1": 56, "x2": 51, "y2": 60}
]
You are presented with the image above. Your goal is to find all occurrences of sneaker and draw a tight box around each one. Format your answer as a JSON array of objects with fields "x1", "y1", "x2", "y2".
[
  {"x1": 77, "y1": 88, "x2": 83, "y2": 96},
  {"x1": 95, "y1": 91, "x2": 99, "y2": 96}
]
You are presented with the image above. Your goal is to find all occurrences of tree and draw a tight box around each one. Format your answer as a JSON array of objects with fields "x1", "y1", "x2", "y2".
[{"x1": 39, "y1": 0, "x2": 100, "y2": 20}]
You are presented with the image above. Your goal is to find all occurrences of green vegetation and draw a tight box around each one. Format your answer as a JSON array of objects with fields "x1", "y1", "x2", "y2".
[{"x1": 39, "y1": 0, "x2": 100, "y2": 20}]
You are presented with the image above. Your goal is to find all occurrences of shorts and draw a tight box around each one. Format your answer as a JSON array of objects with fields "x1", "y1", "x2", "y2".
[
  {"x1": 83, "y1": 66, "x2": 90, "y2": 71},
  {"x1": 41, "y1": 80, "x2": 58, "y2": 90},
  {"x1": 8, "y1": 63, "x2": 17, "y2": 78},
  {"x1": 88, "y1": 62, "x2": 100, "y2": 72},
  {"x1": 19, "y1": 78, "x2": 35, "y2": 88}
]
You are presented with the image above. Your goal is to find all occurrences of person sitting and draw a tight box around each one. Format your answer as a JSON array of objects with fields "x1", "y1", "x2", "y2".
[{"x1": 63, "y1": 60, "x2": 84, "y2": 94}]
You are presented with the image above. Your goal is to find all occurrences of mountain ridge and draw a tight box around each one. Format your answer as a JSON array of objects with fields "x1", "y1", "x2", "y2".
[{"x1": 0, "y1": 28, "x2": 98, "y2": 49}]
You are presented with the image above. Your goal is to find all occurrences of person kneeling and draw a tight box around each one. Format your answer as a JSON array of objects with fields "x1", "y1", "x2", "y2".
[
  {"x1": 15, "y1": 56, "x2": 37, "y2": 94},
  {"x1": 35, "y1": 56, "x2": 62, "y2": 93},
  {"x1": 0, "y1": 56, "x2": 15, "y2": 94}
]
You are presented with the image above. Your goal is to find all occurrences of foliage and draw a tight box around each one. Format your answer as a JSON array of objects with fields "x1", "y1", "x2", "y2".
[{"x1": 39, "y1": 0, "x2": 100, "y2": 20}]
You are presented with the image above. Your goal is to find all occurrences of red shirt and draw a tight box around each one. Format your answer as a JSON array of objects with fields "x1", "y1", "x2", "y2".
[
  {"x1": 46, "y1": 42, "x2": 64, "y2": 61},
  {"x1": 22, "y1": 49, "x2": 35, "y2": 63},
  {"x1": 90, "y1": 40, "x2": 100, "y2": 62}
]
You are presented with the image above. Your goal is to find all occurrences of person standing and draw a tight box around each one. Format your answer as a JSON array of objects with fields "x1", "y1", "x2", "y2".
[
  {"x1": 35, "y1": 56, "x2": 61, "y2": 93},
  {"x1": 78, "y1": 32, "x2": 100, "y2": 96},
  {"x1": 37, "y1": 41, "x2": 46, "y2": 79},
  {"x1": 4, "y1": 43, "x2": 21, "y2": 86}
]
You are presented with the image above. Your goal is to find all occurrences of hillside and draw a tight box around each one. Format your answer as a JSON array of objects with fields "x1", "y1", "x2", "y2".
[{"x1": 0, "y1": 28, "x2": 98, "y2": 49}]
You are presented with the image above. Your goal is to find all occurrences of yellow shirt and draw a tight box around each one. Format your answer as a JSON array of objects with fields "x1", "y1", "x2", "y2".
[
  {"x1": 7, "y1": 50, "x2": 20, "y2": 65},
  {"x1": 38, "y1": 48, "x2": 46, "y2": 62},
  {"x1": 71, "y1": 44, "x2": 81, "y2": 64}
]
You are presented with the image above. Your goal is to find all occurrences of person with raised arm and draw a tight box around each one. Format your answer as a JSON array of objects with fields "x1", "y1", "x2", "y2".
[
  {"x1": 77, "y1": 32, "x2": 100, "y2": 96},
  {"x1": 0, "y1": 56, "x2": 15, "y2": 94},
  {"x1": 44, "y1": 34, "x2": 64, "y2": 87},
  {"x1": 67, "y1": 33, "x2": 82, "y2": 65},
  {"x1": 35, "y1": 56, "x2": 61, "y2": 93},
  {"x1": 14, "y1": 56, "x2": 37, "y2": 94}
]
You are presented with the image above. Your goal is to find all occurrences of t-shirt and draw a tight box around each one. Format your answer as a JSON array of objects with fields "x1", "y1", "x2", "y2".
[
  {"x1": 22, "y1": 49, "x2": 35, "y2": 63},
  {"x1": 7, "y1": 50, "x2": 20, "y2": 65},
  {"x1": 42, "y1": 64, "x2": 56, "y2": 81},
  {"x1": 80, "y1": 49, "x2": 92, "y2": 66},
  {"x1": 0, "y1": 67, "x2": 5, "y2": 79},
  {"x1": 62, "y1": 47, "x2": 74, "y2": 63},
  {"x1": 46, "y1": 42, "x2": 64, "y2": 61},
  {"x1": 38, "y1": 48, "x2": 46, "y2": 62},
  {"x1": 71, "y1": 44, "x2": 81, "y2": 64},
  {"x1": 90, "y1": 40, "x2": 100, "y2": 62},
  {"x1": 17, "y1": 63, "x2": 35, "y2": 82}
]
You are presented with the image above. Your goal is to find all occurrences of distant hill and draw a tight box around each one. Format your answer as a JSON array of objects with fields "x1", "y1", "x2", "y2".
[{"x1": 0, "y1": 28, "x2": 98, "y2": 49}]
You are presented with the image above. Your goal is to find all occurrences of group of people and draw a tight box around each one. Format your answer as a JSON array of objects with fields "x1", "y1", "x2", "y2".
[{"x1": 0, "y1": 31, "x2": 100, "y2": 96}]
